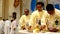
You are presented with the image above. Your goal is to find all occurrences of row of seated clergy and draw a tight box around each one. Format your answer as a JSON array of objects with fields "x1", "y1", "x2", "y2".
[{"x1": 19, "y1": 2, "x2": 60, "y2": 32}]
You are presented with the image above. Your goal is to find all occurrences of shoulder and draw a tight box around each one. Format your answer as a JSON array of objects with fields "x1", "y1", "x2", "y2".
[
  {"x1": 21, "y1": 15, "x2": 25, "y2": 18},
  {"x1": 43, "y1": 10, "x2": 48, "y2": 16},
  {"x1": 43, "y1": 10, "x2": 47, "y2": 13},
  {"x1": 55, "y1": 9, "x2": 60, "y2": 17},
  {"x1": 12, "y1": 20, "x2": 17, "y2": 23},
  {"x1": 55, "y1": 8, "x2": 60, "y2": 13},
  {"x1": 30, "y1": 10, "x2": 38, "y2": 18},
  {"x1": 32, "y1": 10, "x2": 38, "y2": 15},
  {"x1": 5, "y1": 20, "x2": 10, "y2": 22},
  {"x1": 0, "y1": 20, "x2": 3, "y2": 23},
  {"x1": 31, "y1": 10, "x2": 38, "y2": 16},
  {"x1": 20, "y1": 15, "x2": 26, "y2": 19}
]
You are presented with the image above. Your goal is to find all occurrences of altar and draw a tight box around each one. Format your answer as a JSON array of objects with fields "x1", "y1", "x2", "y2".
[{"x1": 17, "y1": 30, "x2": 60, "y2": 34}]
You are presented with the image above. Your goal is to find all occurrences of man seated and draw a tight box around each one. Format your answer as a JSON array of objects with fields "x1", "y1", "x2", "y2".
[
  {"x1": 45, "y1": 4, "x2": 60, "y2": 32},
  {"x1": 19, "y1": 9, "x2": 31, "y2": 30}
]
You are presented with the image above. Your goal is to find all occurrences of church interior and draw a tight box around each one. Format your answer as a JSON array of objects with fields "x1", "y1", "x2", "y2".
[{"x1": 0, "y1": 0, "x2": 60, "y2": 34}]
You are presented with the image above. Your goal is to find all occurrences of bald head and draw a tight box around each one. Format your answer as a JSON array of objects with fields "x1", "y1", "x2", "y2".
[{"x1": 24, "y1": 9, "x2": 29, "y2": 16}]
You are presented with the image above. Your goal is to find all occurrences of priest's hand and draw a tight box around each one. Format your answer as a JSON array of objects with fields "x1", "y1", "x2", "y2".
[
  {"x1": 40, "y1": 25, "x2": 46, "y2": 30},
  {"x1": 48, "y1": 27, "x2": 58, "y2": 32}
]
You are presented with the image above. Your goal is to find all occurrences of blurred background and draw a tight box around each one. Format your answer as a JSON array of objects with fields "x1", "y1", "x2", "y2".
[{"x1": 0, "y1": 0, "x2": 60, "y2": 20}]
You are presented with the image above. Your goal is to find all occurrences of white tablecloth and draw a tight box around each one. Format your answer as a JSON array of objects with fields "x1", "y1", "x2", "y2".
[{"x1": 18, "y1": 30, "x2": 60, "y2": 34}]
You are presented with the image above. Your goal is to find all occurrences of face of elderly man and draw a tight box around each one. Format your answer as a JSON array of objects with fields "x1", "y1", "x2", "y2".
[{"x1": 24, "y1": 9, "x2": 29, "y2": 16}]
